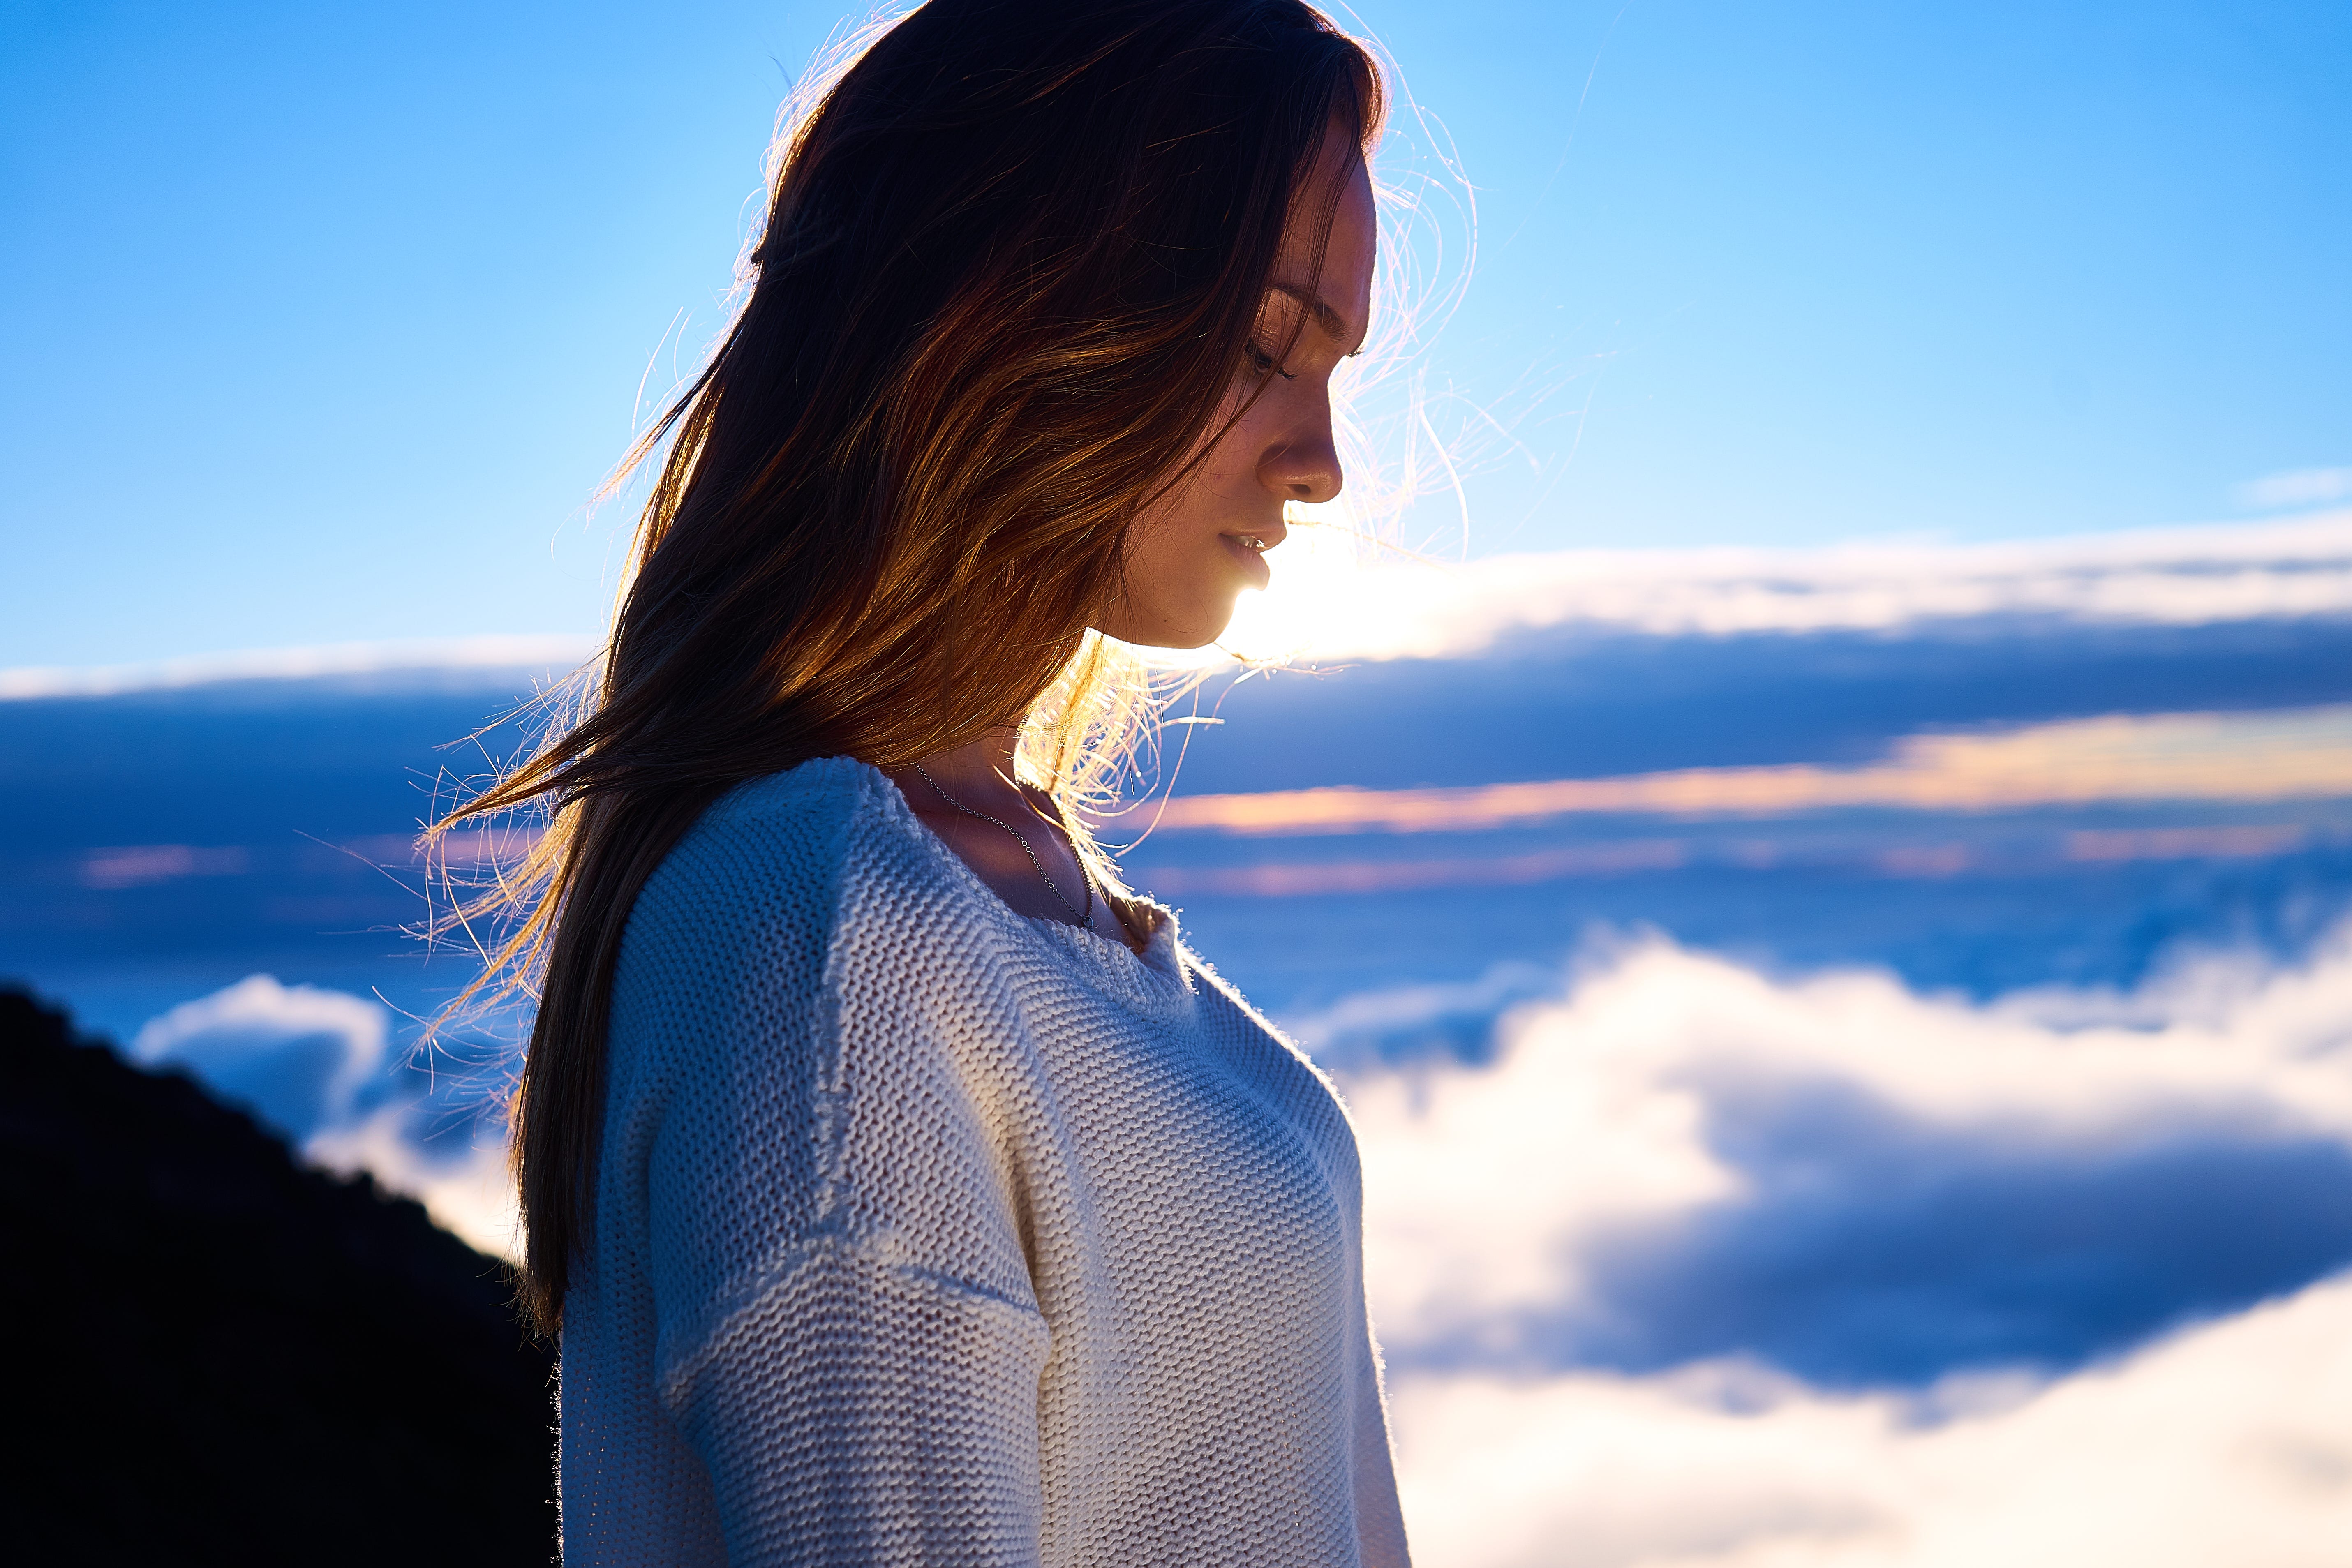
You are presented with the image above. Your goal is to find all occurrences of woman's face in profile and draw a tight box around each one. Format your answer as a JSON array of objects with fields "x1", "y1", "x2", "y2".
[{"x1": 1100, "y1": 134, "x2": 1377, "y2": 650}]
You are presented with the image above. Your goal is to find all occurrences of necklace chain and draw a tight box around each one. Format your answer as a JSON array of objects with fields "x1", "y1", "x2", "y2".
[{"x1": 912, "y1": 762, "x2": 1097, "y2": 928}]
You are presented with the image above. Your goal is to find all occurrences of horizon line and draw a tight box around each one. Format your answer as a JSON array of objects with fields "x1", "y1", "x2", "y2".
[
  {"x1": 0, "y1": 634, "x2": 603, "y2": 702},
  {"x1": 7, "y1": 506, "x2": 2351, "y2": 700}
]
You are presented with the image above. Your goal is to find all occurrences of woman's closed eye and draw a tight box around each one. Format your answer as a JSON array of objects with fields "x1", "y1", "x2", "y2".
[{"x1": 1245, "y1": 342, "x2": 1298, "y2": 380}]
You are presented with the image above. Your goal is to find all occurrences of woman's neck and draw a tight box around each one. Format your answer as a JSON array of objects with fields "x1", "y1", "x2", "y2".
[
  {"x1": 885, "y1": 727, "x2": 1146, "y2": 951},
  {"x1": 908, "y1": 726, "x2": 1028, "y2": 808}
]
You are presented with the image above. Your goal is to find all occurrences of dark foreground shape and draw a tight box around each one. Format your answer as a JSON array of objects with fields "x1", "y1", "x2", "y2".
[{"x1": 0, "y1": 986, "x2": 554, "y2": 1565}]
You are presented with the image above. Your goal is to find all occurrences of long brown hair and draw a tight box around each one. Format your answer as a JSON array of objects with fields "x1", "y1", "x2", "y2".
[{"x1": 439, "y1": 0, "x2": 1384, "y2": 1335}]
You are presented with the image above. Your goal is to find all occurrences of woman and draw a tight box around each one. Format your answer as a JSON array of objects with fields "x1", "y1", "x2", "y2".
[{"x1": 450, "y1": 1, "x2": 1409, "y2": 1561}]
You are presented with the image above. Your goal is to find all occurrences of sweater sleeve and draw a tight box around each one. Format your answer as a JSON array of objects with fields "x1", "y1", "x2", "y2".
[
  {"x1": 618, "y1": 776, "x2": 1053, "y2": 1566},
  {"x1": 1351, "y1": 1304, "x2": 1413, "y2": 1568}
]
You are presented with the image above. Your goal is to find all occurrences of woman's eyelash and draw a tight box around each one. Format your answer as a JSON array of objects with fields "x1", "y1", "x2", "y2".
[{"x1": 1245, "y1": 342, "x2": 1298, "y2": 381}]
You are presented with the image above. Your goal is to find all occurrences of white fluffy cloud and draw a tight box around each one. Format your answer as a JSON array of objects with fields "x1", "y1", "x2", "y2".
[
  {"x1": 132, "y1": 973, "x2": 520, "y2": 1259},
  {"x1": 1244, "y1": 509, "x2": 2352, "y2": 662},
  {"x1": 1335, "y1": 928, "x2": 2352, "y2": 1563},
  {"x1": 1389, "y1": 1276, "x2": 2352, "y2": 1568},
  {"x1": 133, "y1": 974, "x2": 388, "y2": 1141},
  {"x1": 1346, "y1": 927, "x2": 2352, "y2": 1355},
  {"x1": 305, "y1": 1105, "x2": 520, "y2": 1262}
]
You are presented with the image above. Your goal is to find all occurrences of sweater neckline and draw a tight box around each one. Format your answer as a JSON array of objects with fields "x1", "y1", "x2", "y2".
[
  {"x1": 1014, "y1": 908, "x2": 1197, "y2": 1014},
  {"x1": 855, "y1": 760, "x2": 1197, "y2": 1009},
  {"x1": 1019, "y1": 903, "x2": 1183, "y2": 976}
]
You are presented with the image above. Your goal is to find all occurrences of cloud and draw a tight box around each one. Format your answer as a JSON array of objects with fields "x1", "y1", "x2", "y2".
[
  {"x1": 1387, "y1": 1274, "x2": 2352, "y2": 1568},
  {"x1": 1342, "y1": 924, "x2": 2352, "y2": 1382},
  {"x1": 1333, "y1": 928, "x2": 2352, "y2": 1561},
  {"x1": 1153, "y1": 705, "x2": 2352, "y2": 835},
  {"x1": 2236, "y1": 467, "x2": 2352, "y2": 513},
  {"x1": 1562, "y1": 1088, "x2": 2352, "y2": 1385},
  {"x1": 0, "y1": 633, "x2": 598, "y2": 701},
  {"x1": 132, "y1": 975, "x2": 388, "y2": 1142},
  {"x1": 1268, "y1": 510, "x2": 2352, "y2": 662},
  {"x1": 129, "y1": 974, "x2": 521, "y2": 1259},
  {"x1": 81, "y1": 843, "x2": 251, "y2": 889},
  {"x1": 305, "y1": 1105, "x2": 520, "y2": 1263},
  {"x1": 1287, "y1": 963, "x2": 1566, "y2": 1071},
  {"x1": 1150, "y1": 840, "x2": 1691, "y2": 896},
  {"x1": 2065, "y1": 823, "x2": 2310, "y2": 861}
]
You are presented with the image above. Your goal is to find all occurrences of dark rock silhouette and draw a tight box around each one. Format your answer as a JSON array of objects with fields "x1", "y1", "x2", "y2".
[{"x1": 0, "y1": 985, "x2": 555, "y2": 1563}]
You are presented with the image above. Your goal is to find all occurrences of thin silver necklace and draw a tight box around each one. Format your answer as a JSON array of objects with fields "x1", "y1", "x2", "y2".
[{"x1": 912, "y1": 761, "x2": 1097, "y2": 928}]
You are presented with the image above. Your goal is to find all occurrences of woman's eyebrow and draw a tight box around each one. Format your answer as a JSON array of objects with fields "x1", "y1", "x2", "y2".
[{"x1": 1268, "y1": 280, "x2": 1365, "y2": 352}]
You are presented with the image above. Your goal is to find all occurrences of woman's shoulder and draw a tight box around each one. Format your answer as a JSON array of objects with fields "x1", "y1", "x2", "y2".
[
  {"x1": 613, "y1": 756, "x2": 981, "y2": 1032},
  {"x1": 608, "y1": 757, "x2": 1023, "y2": 1079},
  {"x1": 701, "y1": 751, "x2": 881, "y2": 835},
  {"x1": 640, "y1": 755, "x2": 938, "y2": 926}
]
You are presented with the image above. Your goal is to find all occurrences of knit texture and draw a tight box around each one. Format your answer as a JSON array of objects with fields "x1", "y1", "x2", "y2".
[{"x1": 560, "y1": 757, "x2": 1412, "y2": 1566}]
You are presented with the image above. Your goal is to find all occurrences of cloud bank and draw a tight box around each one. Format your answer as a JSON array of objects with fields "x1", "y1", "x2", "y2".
[
  {"x1": 1266, "y1": 510, "x2": 2352, "y2": 663},
  {"x1": 1389, "y1": 1275, "x2": 2352, "y2": 1568},
  {"x1": 13, "y1": 513, "x2": 2349, "y2": 703},
  {"x1": 0, "y1": 633, "x2": 598, "y2": 701},
  {"x1": 1346, "y1": 926, "x2": 2352, "y2": 1373},
  {"x1": 119, "y1": 923, "x2": 2352, "y2": 1560},
  {"x1": 1151, "y1": 704, "x2": 2352, "y2": 835},
  {"x1": 2237, "y1": 468, "x2": 2352, "y2": 513},
  {"x1": 1332, "y1": 926, "x2": 2352, "y2": 1562},
  {"x1": 305, "y1": 1105, "x2": 519, "y2": 1262}
]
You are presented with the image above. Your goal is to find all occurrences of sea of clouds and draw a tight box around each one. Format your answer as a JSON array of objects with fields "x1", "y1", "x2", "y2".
[
  {"x1": 22, "y1": 506, "x2": 2352, "y2": 1561},
  {"x1": 1336, "y1": 925, "x2": 2352, "y2": 1565},
  {"x1": 125, "y1": 913, "x2": 2352, "y2": 1564},
  {"x1": 1388, "y1": 1277, "x2": 2352, "y2": 1568}
]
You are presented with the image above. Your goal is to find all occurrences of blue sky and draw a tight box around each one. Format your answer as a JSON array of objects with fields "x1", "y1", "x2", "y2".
[{"x1": 5, "y1": 0, "x2": 2348, "y2": 667}]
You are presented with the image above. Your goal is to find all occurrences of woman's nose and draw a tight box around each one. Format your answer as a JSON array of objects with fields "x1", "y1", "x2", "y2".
[{"x1": 1259, "y1": 429, "x2": 1343, "y2": 505}]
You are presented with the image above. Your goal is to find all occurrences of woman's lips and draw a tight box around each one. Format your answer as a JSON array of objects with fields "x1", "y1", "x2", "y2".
[{"x1": 1220, "y1": 523, "x2": 1287, "y2": 588}]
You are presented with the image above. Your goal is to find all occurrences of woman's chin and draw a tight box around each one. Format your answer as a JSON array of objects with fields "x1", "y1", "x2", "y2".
[
  {"x1": 1093, "y1": 585, "x2": 1247, "y2": 652},
  {"x1": 1171, "y1": 589, "x2": 1249, "y2": 651},
  {"x1": 1120, "y1": 619, "x2": 1233, "y2": 654}
]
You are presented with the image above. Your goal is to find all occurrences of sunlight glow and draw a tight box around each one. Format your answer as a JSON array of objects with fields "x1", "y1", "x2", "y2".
[
  {"x1": 1144, "y1": 499, "x2": 1399, "y2": 670},
  {"x1": 1139, "y1": 507, "x2": 2352, "y2": 676}
]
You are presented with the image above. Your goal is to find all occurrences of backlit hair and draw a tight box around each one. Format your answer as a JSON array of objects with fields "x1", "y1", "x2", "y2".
[{"x1": 437, "y1": 0, "x2": 1384, "y2": 1334}]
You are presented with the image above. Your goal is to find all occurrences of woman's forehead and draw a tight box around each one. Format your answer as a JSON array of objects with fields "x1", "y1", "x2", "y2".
[{"x1": 1265, "y1": 164, "x2": 1376, "y2": 350}]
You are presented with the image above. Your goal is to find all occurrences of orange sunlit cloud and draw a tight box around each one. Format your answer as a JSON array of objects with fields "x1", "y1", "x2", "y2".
[{"x1": 1135, "y1": 706, "x2": 2352, "y2": 837}]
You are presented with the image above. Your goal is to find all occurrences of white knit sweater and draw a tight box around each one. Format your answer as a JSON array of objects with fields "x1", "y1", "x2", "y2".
[{"x1": 559, "y1": 757, "x2": 1412, "y2": 1566}]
